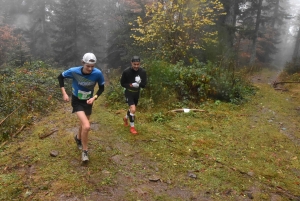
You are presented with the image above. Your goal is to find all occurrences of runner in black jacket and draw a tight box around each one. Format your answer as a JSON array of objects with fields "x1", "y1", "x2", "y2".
[{"x1": 120, "y1": 56, "x2": 147, "y2": 134}]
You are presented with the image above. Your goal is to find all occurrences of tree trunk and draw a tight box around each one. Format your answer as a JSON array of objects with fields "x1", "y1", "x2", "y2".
[
  {"x1": 224, "y1": 0, "x2": 237, "y2": 47},
  {"x1": 271, "y1": 0, "x2": 279, "y2": 28},
  {"x1": 40, "y1": 0, "x2": 46, "y2": 58},
  {"x1": 292, "y1": 22, "x2": 300, "y2": 59},
  {"x1": 74, "y1": 0, "x2": 78, "y2": 66},
  {"x1": 249, "y1": 0, "x2": 263, "y2": 65}
]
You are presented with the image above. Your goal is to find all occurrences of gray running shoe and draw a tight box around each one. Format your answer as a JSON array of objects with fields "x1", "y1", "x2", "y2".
[
  {"x1": 82, "y1": 150, "x2": 89, "y2": 162},
  {"x1": 74, "y1": 135, "x2": 82, "y2": 150}
]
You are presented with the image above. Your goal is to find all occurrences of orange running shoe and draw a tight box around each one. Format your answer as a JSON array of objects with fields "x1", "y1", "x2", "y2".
[
  {"x1": 130, "y1": 127, "x2": 138, "y2": 135},
  {"x1": 123, "y1": 117, "x2": 128, "y2": 127}
]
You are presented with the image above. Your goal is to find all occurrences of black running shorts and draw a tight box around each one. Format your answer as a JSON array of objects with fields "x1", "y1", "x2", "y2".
[
  {"x1": 71, "y1": 95, "x2": 93, "y2": 115},
  {"x1": 125, "y1": 90, "x2": 139, "y2": 106}
]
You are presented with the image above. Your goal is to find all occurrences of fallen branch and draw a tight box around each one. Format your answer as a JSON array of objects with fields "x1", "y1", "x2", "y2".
[
  {"x1": 168, "y1": 109, "x2": 207, "y2": 113},
  {"x1": 39, "y1": 129, "x2": 58, "y2": 139},
  {"x1": 0, "y1": 125, "x2": 25, "y2": 148},
  {"x1": 0, "y1": 140, "x2": 8, "y2": 148},
  {"x1": 274, "y1": 88, "x2": 288, "y2": 91},
  {"x1": 115, "y1": 109, "x2": 126, "y2": 114},
  {"x1": 11, "y1": 125, "x2": 25, "y2": 138},
  {"x1": 0, "y1": 105, "x2": 23, "y2": 126},
  {"x1": 273, "y1": 81, "x2": 300, "y2": 88}
]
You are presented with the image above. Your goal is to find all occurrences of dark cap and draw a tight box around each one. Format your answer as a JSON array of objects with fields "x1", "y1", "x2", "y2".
[{"x1": 131, "y1": 56, "x2": 140, "y2": 62}]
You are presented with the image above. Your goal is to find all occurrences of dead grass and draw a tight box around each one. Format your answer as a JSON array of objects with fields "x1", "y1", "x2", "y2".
[{"x1": 1, "y1": 69, "x2": 300, "y2": 200}]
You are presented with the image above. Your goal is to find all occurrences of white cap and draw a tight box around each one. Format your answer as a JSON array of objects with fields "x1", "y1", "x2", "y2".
[{"x1": 82, "y1": 53, "x2": 97, "y2": 64}]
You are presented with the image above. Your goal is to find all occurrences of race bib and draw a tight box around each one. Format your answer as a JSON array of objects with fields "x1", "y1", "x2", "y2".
[{"x1": 78, "y1": 90, "x2": 91, "y2": 100}]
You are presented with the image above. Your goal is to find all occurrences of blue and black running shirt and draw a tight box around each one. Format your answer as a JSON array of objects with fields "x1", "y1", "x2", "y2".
[{"x1": 62, "y1": 66, "x2": 105, "y2": 100}]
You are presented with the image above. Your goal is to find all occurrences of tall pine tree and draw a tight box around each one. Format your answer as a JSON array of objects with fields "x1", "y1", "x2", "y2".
[
  {"x1": 51, "y1": 0, "x2": 99, "y2": 66},
  {"x1": 27, "y1": 0, "x2": 55, "y2": 60}
]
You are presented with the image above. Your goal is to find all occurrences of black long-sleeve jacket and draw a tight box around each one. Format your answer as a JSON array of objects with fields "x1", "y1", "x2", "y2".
[{"x1": 120, "y1": 67, "x2": 147, "y2": 92}]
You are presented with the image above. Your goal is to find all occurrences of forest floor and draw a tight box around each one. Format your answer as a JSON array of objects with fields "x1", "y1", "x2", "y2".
[{"x1": 1, "y1": 68, "x2": 300, "y2": 201}]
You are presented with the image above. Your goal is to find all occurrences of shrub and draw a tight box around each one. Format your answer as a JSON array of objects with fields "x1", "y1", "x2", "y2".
[
  {"x1": 171, "y1": 60, "x2": 256, "y2": 104},
  {"x1": 105, "y1": 61, "x2": 178, "y2": 110},
  {"x1": 105, "y1": 59, "x2": 256, "y2": 111},
  {"x1": 104, "y1": 68, "x2": 125, "y2": 109},
  {"x1": 0, "y1": 61, "x2": 62, "y2": 141},
  {"x1": 171, "y1": 60, "x2": 212, "y2": 103},
  {"x1": 142, "y1": 60, "x2": 177, "y2": 106}
]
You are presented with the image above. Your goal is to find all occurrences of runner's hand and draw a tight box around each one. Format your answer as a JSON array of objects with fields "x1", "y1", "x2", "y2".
[
  {"x1": 63, "y1": 93, "x2": 69, "y2": 102},
  {"x1": 87, "y1": 98, "x2": 94, "y2": 105},
  {"x1": 132, "y1": 82, "x2": 139, "y2": 88}
]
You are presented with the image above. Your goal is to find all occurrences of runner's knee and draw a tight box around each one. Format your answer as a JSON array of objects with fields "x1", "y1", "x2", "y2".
[
  {"x1": 81, "y1": 124, "x2": 90, "y2": 132},
  {"x1": 130, "y1": 105, "x2": 136, "y2": 113}
]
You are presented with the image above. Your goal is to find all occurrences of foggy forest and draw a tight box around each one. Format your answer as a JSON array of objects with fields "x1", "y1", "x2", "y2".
[
  {"x1": 2, "y1": 0, "x2": 300, "y2": 200},
  {"x1": 0, "y1": 0, "x2": 300, "y2": 70}
]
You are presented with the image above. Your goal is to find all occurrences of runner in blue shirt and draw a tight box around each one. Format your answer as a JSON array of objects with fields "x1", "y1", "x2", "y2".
[{"x1": 58, "y1": 53, "x2": 105, "y2": 162}]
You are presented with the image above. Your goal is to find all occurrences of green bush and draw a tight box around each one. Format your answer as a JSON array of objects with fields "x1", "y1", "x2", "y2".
[
  {"x1": 105, "y1": 59, "x2": 256, "y2": 111},
  {"x1": 142, "y1": 60, "x2": 177, "y2": 105},
  {"x1": 171, "y1": 60, "x2": 212, "y2": 102},
  {"x1": 104, "y1": 68, "x2": 125, "y2": 109},
  {"x1": 171, "y1": 60, "x2": 256, "y2": 104},
  {"x1": 208, "y1": 62, "x2": 256, "y2": 104},
  {"x1": 0, "y1": 61, "x2": 62, "y2": 141},
  {"x1": 105, "y1": 61, "x2": 178, "y2": 110}
]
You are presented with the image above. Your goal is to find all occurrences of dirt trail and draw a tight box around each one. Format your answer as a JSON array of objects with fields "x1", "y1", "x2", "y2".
[
  {"x1": 250, "y1": 69, "x2": 282, "y2": 85},
  {"x1": 251, "y1": 69, "x2": 300, "y2": 146}
]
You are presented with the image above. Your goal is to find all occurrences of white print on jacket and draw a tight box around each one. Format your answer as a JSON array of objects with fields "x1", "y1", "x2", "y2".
[{"x1": 135, "y1": 75, "x2": 141, "y2": 84}]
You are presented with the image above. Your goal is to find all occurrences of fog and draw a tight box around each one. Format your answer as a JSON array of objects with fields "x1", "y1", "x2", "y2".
[
  {"x1": 13, "y1": 14, "x2": 30, "y2": 30},
  {"x1": 0, "y1": 0, "x2": 299, "y2": 69},
  {"x1": 272, "y1": 0, "x2": 300, "y2": 68}
]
